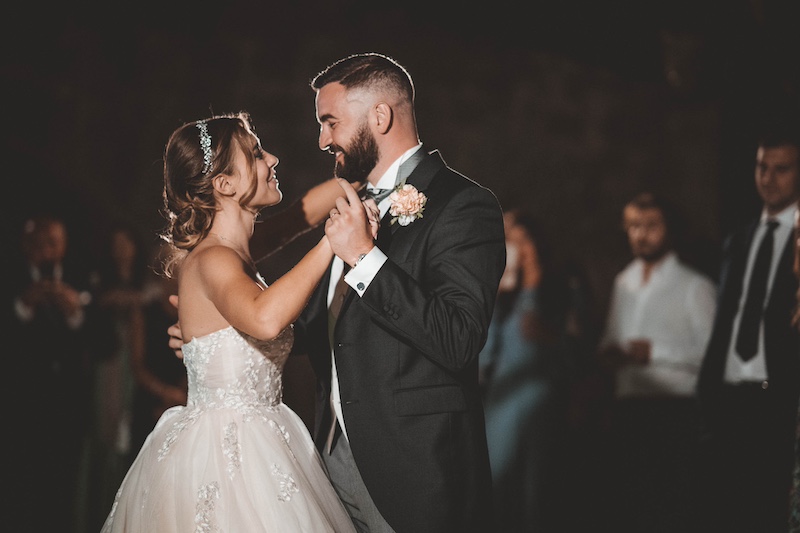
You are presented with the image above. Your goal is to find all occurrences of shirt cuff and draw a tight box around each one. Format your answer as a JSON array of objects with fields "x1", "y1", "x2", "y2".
[{"x1": 344, "y1": 247, "x2": 387, "y2": 296}]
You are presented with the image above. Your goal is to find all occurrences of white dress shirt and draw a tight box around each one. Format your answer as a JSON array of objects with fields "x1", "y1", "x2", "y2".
[
  {"x1": 723, "y1": 203, "x2": 798, "y2": 384},
  {"x1": 600, "y1": 251, "x2": 717, "y2": 398},
  {"x1": 327, "y1": 144, "x2": 422, "y2": 441}
]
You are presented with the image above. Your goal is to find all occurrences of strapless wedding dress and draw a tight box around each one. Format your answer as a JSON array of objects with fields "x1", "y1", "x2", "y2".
[{"x1": 101, "y1": 325, "x2": 355, "y2": 532}]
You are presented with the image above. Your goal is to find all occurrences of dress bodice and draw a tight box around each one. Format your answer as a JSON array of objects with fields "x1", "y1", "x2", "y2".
[{"x1": 181, "y1": 325, "x2": 294, "y2": 412}]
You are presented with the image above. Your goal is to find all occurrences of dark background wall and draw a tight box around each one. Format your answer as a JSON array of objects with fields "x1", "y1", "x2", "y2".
[{"x1": 5, "y1": 0, "x2": 800, "y2": 319}]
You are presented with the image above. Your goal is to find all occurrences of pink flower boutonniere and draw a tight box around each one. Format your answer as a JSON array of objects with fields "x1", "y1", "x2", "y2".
[{"x1": 389, "y1": 184, "x2": 427, "y2": 226}]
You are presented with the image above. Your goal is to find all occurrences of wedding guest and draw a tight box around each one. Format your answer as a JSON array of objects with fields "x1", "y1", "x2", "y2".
[
  {"x1": 597, "y1": 192, "x2": 716, "y2": 532},
  {"x1": 7, "y1": 214, "x2": 95, "y2": 533},
  {"x1": 697, "y1": 125, "x2": 800, "y2": 533},
  {"x1": 80, "y1": 225, "x2": 150, "y2": 531},
  {"x1": 479, "y1": 209, "x2": 579, "y2": 532}
]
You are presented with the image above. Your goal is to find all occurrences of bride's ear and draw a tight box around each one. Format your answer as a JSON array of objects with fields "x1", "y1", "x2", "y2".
[{"x1": 212, "y1": 174, "x2": 236, "y2": 197}]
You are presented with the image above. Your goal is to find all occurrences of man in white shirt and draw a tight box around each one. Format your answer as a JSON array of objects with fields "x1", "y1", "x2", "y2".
[
  {"x1": 598, "y1": 192, "x2": 716, "y2": 533},
  {"x1": 697, "y1": 127, "x2": 800, "y2": 533}
]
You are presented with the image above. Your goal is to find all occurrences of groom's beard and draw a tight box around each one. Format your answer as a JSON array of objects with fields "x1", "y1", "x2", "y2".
[{"x1": 333, "y1": 122, "x2": 379, "y2": 183}]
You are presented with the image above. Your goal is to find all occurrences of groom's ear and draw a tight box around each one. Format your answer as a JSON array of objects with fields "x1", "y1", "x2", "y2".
[{"x1": 373, "y1": 102, "x2": 393, "y2": 134}]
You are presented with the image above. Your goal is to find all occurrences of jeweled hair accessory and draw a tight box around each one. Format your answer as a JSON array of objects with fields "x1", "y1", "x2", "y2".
[{"x1": 196, "y1": 121, "x2": 213, "y2": 174}]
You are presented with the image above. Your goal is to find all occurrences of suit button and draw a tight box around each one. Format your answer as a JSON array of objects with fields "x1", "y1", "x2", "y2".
[{"x1": 761, "y1": 380, "x2": 769, "y2": 390}]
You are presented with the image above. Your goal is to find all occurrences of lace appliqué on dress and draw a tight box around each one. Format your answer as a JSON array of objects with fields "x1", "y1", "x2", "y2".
[
  {"x1": 158, "y1": 408, "x2": 202, "y2": 461},
  {"x1": 269, "y1": 419, "x2": 296, "y2": 460},
  {"x1": 272, "y1": 463, "x2": 299, "y2": 502},
  {"x1": 223, "y1": 422, "x2": 241, "y2": 480},
  {"x1": 195, "y1": 482, "x2": 221, "y2": 533}
]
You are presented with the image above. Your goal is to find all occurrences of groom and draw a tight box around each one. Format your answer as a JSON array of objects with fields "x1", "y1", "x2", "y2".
[{"x1": 301, "y1": 53, "x2": 505, "y2": 533}]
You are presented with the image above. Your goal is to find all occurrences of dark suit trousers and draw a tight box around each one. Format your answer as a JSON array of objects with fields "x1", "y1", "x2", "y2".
[
  {"x1": 696, "y1": 383, "x2": 795, "y2": 533},
  {"x1": 323, "y1": 421, "x2": 395, "y2": 533}
]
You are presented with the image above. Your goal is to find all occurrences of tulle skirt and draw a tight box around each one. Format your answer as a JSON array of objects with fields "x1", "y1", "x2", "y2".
[{"x1": 101, "y1": 402, "x2": 355, "y2": 532}]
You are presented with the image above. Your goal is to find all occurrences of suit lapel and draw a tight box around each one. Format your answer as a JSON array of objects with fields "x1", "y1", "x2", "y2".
[
  {"x1": 335, "y1": 149, "x2": 444, "y2": 320},
  {"x1": 390, "y1": 149, "x2": 440, "y2": 236},
  {"x1": 726, "y1": 221, "x2": 758, "y2": 305},
  {"x1": 767, "y1": 229, "x2": 796, "y2": 308}
]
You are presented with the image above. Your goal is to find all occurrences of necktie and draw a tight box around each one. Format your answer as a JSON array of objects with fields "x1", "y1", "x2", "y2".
[
  {"x1": 363, "y1": 187, "x2": 393, "y2": 204},
  {"x1": 328, "y1": 264, "x2": 350, "y2": 344},
  {"x1": 735, "y1": 219, "x2": 779, "y2": 361},
  {"x1": 361, "y1": 147, "x2": 425, "y2": 205}
]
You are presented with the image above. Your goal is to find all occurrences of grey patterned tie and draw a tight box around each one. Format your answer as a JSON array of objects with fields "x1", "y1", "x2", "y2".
[
  {"x1": 398, "y1": 147, "x2": 425, "y2": 183},
  {"x1": 328, "y1": 265, "x2": 350, "y2": 345},
  {"x1": 363, "y1": 147, "x2": 425, "y2": 204},
  {"x1": 364, "y1": 188, "x2": 393, "y2": 204}
]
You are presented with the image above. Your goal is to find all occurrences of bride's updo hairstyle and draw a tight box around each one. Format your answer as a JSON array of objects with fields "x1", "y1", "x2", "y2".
[{"x1": 159, "y1": 111, "x2": 260, "y2": 277}]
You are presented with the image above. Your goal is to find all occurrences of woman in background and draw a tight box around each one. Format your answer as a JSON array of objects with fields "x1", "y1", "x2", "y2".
[{"x1": 479, "y1": 209, "x2": 583, "y2": 532}]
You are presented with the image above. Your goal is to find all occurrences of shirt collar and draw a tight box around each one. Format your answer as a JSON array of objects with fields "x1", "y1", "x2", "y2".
[
  {"x1": 629, "y1": 251, "x2": 678, "y2": 286},
  {"x1": 371, "y1": 144, "x2": 423, "y2": 191},
  {"x1": 30, "y1": 262, "x2": 63, "y2": 282},
  {"x1": 760, "y1": 202, "x2": 797, "y2": 228}
]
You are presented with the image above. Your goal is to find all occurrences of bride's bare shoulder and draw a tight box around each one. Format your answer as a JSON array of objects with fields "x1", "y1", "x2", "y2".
[{"x1": 183, "y1": 243, "x2": 242, "y2": 273}]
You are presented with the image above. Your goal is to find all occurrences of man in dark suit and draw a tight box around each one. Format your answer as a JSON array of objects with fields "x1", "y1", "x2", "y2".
[
  {"x1": 5, "y1": 214, "x2": 94, "y2": 532},
  {"x1": 696, "y1": 127, "x2": 800, "y2": 533},
  {"x1": 301, "y1": 53, "x2": 506, "y2": 532}
]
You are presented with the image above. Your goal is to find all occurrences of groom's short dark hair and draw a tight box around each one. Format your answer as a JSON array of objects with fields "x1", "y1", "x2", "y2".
[{"x1": 310, "y1": 52, "x2": 415, "y2": 105}]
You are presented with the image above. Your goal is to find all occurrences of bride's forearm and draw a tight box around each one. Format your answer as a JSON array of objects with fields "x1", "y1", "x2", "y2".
[{"x1": 252, "y1": 178, "x2": 363, "y2": 261}]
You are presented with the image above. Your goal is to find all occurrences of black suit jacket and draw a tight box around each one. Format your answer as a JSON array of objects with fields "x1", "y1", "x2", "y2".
[
  {"x1": 697, "y1": 217, "x2": 800, "y2": 427},
  {"x1": 4, "y1": 255, "x2": 95, "y2": 479},
  {"x1": 294, "y1": 149, "x2": 506, "y2": 533},
  {"x1": 6, "y1": 258, "x2": 94, "y2": 402}
]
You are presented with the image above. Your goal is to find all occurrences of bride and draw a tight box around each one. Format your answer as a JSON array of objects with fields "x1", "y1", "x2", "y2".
[{"x1": 101, "y1": 112, "x2": 370, "y2": 532}]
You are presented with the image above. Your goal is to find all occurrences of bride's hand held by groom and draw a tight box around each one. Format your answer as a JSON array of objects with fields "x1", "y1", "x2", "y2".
[{"x1": 325, "y1": 178, "x2": 380, "y2": 266}]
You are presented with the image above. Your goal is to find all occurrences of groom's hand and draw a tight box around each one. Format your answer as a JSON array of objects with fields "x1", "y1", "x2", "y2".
[
  {"x1": 167, "y1": 294, "x2": 184, "y2": 359},
  {"x1": 325, "y1": 179, "x2": 375, "y2": 266}
]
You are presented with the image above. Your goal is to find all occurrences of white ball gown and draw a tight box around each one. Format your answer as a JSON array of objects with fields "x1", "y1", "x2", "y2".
[{"x1": 101, "y1": 325, "x2": 356, "y2": 532}]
